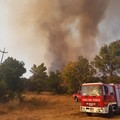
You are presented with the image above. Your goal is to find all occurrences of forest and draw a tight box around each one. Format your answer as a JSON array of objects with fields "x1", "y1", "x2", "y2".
[{"x1": 0, "y1": 40, "x2": 120, "y2": 102}]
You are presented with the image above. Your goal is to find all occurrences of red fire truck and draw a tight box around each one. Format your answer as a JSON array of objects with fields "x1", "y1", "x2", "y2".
[{"x1": 80, "y1": 82, "x2": 120, "y2": 117}]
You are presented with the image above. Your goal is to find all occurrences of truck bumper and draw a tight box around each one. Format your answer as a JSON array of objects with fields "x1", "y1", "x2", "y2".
[{"x1": 80, "y1": 106, "x2": 108, "y2": 114}]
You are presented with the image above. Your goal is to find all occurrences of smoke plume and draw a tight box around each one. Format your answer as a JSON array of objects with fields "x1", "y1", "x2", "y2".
[
  {"x1": 42, "y1": 0, "x2": 109, "y2": 71},
  {"x1": 1, "y1": 0, "x2": 110, "y2": 72}
]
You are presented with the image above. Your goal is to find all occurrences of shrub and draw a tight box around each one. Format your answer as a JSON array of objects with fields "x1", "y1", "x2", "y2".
[{"x1": 0, "y1": 80, "x2": 8, "y2": 102}]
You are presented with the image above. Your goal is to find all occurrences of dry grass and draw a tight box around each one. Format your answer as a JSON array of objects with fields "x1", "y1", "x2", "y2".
[{"x1": 0, "y1": 92, "x2": 120, "y2": 120}]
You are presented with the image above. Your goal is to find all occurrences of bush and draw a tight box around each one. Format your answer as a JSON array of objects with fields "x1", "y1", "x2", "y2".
[{"x1": 0, "y1": 80, "x2": 8, "y2": 102}]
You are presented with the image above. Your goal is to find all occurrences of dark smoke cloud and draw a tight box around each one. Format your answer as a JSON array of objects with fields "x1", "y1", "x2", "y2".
[
  {"x1": 3, "y1": 0, "x2": 110, "y2": 72},
  {"x1": 79, "y1": 0, "x2": 109, "y2": 58},
  {"x1": 43, "y1": 0, "x2": 109, "y2": 71}
]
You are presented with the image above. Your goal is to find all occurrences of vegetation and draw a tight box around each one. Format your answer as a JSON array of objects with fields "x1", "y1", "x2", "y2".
[
  {"x1": 0, "y1": 57, "x2": 26, "y2": 102},
  {"x1": 0, "y1": 93, "x2": 120, "y2": 120},
  {"x1": 94, "y1": 40, "x2": 120, "y2": 83},
  {"x1": 46, "y1": 71, "x2": 65, "y2": 94},
  {"x1": 1, "y1": 40, "x2": 120, "y2": 102},
  {"x1": 61, "y1": 56, "x2": 96, "y2": 94},
  {"x1": 27, "y1": 63, "x2": 48, "y2": 93}
]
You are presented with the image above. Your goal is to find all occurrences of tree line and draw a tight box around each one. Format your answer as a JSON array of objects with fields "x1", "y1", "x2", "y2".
[{"x1": 0, "y1": 40, "x2": 120, "y2": 102}]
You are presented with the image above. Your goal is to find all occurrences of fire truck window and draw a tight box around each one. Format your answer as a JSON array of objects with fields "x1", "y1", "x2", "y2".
[
  {"x1": 104, "y1": 86, "x2": 108, "y2": 95},
  {"x1": 109, "y1": 86, "x2": 114, "y2": 95},
  {"x1": 82, "y1": 85, "x2": 102, "y2": 96}
]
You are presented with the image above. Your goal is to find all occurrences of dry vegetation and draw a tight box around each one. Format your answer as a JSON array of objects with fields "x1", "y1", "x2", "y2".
[{"x1": 0, "y1": 92, "x2": 120, "y2": 120}]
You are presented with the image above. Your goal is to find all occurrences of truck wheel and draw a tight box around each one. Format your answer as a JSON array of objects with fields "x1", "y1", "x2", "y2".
[
  {"x1": 86, "y1": 113, "x2": 92, "y2": 116},
  {"x1": 107, "y1": 106, "x2": 113, "y2": 118},
  {"x1": 115, "y1": 105, "x2": 120, "y2": 114},
  {"x1": 74, "y1": 97, "x2": 78, "y2": 102}
]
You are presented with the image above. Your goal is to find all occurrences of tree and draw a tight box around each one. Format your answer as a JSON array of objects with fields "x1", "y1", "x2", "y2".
[
  {"x1": 0, "y1": 57, "x2": 26, "y2": 101},
  {"x1": 30, "y1": 63, "x2": 48, "y2": 93},
  {"x1": 61, "y1": 61, "x2": 78, "y2": 94},
  {"x1": 94, "y1": 40, "x2": 120, "y2": 82},
  {"x1": 61, "y1": 56, "x2": 96, "y2": 94},
  {"x1": 47, "y1": 71, "x2": 64, "y2": 94},
  {"x1": 0, "y1": 80, "x2": 8, "y2": 102}
]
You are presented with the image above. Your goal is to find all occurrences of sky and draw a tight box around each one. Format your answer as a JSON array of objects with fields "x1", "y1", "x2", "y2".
[{"x1": 0, "y1": 0, "x2": 120, "y2": 78}]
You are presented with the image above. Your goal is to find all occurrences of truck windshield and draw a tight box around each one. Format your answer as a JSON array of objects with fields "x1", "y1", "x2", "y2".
[{"x1": 82, "y1": 85, "x2": 102, "y2": 96}]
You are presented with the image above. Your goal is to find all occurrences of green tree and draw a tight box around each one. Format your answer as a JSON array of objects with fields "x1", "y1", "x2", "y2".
[
  {"x1": 0, "y1": 80, "x2": 8, "y2": 102},
  {"x1": 94, "y1": 40, "x2": 120, "y2": 82},
  {"x1": 30, "y1": 63, "x2": 48, "y2": 93},
  {"x1": 0, "y1": 57, "x2": 26, "y2": 101},
  {"x1": 61, "y1": 56, "x2": 96, "y2": 94},
  {"x1": 47, "y1": 71, "x2": 64, "y2": 94}
]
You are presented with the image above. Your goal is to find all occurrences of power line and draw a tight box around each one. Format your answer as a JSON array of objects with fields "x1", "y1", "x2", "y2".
[{"x1": 0, "y1": 48, "x2": 8, "y2": 64}]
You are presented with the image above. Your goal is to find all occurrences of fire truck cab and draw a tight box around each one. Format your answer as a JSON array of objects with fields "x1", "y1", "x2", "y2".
[{"x1": 80, "y1": 82, "x2": 120, "y2": 116}]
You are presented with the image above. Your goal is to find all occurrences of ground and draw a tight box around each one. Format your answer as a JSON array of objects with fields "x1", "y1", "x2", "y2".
[{"x1": 0, "y1": 92, "x2": 120, "y2": 120}]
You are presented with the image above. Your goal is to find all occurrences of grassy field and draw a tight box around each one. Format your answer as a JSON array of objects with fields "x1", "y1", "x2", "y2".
[{"x1": 0, "y1": 92, "x2": 120, "y2": 120}]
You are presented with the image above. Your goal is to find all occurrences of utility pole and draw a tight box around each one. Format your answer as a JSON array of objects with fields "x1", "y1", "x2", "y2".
[{"x1": 0, "y1": 48, "x2": 8, "y2": 64}]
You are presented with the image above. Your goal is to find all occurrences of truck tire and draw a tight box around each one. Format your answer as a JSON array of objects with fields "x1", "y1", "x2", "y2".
[
  {"x1": 115, "y1": 105, "x2": 120, "y2": 114},
  {"x1": 86, "y1": 113, "x2": 92, "y2": 116},
  {"x1": 107, "y1": 105, "x2": 113, "y2": 118}
]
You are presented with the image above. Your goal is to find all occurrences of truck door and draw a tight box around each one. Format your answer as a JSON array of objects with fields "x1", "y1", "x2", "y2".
[
  {"x1": 115, "y1": 85, "x2": 120, "y2": 107},
  {"x1": 109, "y1": 85, "x2": 116, "y2": 102},
  {"x1": 103, "y1": 85, "x2": 116, "y2": 102},
  {"x1": 103, "y1": 85, "x2": 109, "y2": 101}
]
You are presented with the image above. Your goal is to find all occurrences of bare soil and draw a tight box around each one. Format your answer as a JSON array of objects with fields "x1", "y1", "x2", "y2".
[{"x1": 0, "y1": 93, "x2": 120, "y2": 120}]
